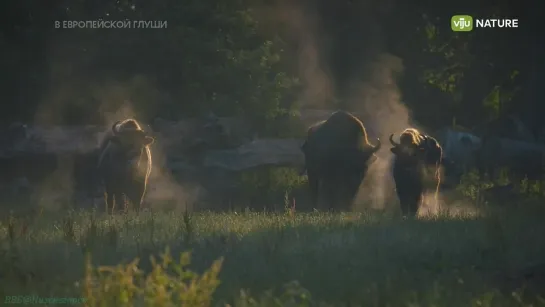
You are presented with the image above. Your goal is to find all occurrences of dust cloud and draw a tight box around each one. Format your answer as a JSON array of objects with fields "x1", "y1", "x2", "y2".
[
  {"x1": 259, "y1": 0, "x2": 479, "y2": 216},
  {"x1": 260, "y1": 0, "x2": 412, "y2": 210},
  {"x1": 20, "y1": 3, "x2": 477, "y2": 216},
  {"x1": 255, "y1": 1, "x2": 334, "y2": 108},
  {"x1": 27, "y1": 40, "x2": 198, "y2": 213},
  {"x1": 349, "y1": 54, "x2": 411, "y2": 211},
  {"x1": 345, "y1": 55, "x2": 479, "y2": 216},
  {"x1": 99, "y1": 102, "x2": 203, "y2": 213}
]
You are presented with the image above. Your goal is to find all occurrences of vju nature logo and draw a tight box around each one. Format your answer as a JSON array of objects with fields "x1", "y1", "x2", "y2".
[{"x1": 451, "y1": 15, "x2": 473, "y2": 31}]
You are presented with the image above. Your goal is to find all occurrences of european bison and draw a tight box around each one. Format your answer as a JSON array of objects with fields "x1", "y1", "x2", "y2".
[
  {"x1": 389, "y1": 128, "x2": 443, "y2": 217},
  {"x1": 301, "y1": 110, "x2": 381, "y2": 210},
  {"x1": 97, "y1": 119, "x2": 154, "y2": 213}
]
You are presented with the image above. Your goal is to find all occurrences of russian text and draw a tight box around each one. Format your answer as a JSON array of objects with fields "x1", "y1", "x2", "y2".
[{"x1": 54, "y1": 20, "x2": 167, "y2": 29}]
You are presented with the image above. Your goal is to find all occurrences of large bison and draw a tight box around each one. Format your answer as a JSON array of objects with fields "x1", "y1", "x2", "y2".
[
  {"x1": 389, "y1": 128, "x2": 443, "y2": 217},
  {"x1": 97, "y1": 119, "x2": 154, "y2": 213},
  {"x1": 301, "y1": 110, "x2": 381, "y2": 210}
]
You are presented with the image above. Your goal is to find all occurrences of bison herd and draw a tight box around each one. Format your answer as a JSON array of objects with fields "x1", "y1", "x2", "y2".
[
  {"x1": 92, "y1": 112, "x2": 441, "y2": 217},
  {"x1": 4, "y1": 111, "x2": 543, "y2": 217},
  {"x1": 301, "y1": 110, "x2": 443, "y2": 217}
]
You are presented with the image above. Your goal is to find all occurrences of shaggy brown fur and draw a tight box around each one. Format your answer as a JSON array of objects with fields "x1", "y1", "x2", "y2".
[
  {"x1": 390, "y1": 128, "x2": 443, "y2": 217},
  {"x1": 97, "y1": 119, "x2": 154, "y2": 213},
  {"x1": 301, "y1": 110, "x2": 381, "y2": 211}
]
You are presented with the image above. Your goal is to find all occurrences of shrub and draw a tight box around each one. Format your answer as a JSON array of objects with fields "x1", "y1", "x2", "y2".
[{"x1": 83, "y1": 247, "x2": 223, "y2": 307}]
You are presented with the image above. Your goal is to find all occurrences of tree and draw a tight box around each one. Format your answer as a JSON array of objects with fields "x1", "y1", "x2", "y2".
[{"x1": 1, "y1": 0, "x2": 299, "y2": 133}]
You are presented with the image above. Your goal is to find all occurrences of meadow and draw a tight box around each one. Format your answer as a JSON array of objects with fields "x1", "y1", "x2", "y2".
[{"x1": 1, "y1": 197, "x2": 545, "y2": 306}]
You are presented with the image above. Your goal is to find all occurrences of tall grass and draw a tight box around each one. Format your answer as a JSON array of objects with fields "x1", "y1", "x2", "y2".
[{"x1": 1, "y1": 204, "x2": 544, "y2": 306}]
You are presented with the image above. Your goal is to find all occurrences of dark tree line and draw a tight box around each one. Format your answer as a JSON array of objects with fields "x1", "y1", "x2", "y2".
[{"x1": 1, "y1": 0, "x2": 543, "y2": 139}]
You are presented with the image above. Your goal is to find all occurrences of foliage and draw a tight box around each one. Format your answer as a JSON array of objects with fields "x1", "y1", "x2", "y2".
[
  {"x1": 236, "y1": 166, "x2": 307, "y2": 206},
  {"x1": 456, "y1": 169, "x2": 493, "y2": 201},
  {"x1": 418, "y1": 17, "x2": 472, "y2": 97},
  {"x1": 455, "y1": 168, "x2": 545, "y2": 204},
  {"x1": 3, "y1": 0, "x2": 543, "y2": 135},
  {"x1": 391, "y1": 5, "x2": 537, "y2": 131},
  {"x1": 1, "y1": 202, "x2": 545, "y2": 306},
  {"x1": 1, "y1": 1, "x2": 545, "y2": 304},
  {"x1": 83, "y1": 248, "x2": 223, "y2": 306},
  {"x1": 2, "y1": 0, "x2": 300, "y2": 133}
]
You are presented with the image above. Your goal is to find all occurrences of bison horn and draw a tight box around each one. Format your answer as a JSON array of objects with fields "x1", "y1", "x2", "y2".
[
  {"x1": 389, "y1": 134, "x2": 399, "y2": 147},
  {"x1": 111, "y1": 121, "x2": 122, "y2": 134},
  {"x1": 372, "y1": 138, "x2": 381, "y2": 153}
]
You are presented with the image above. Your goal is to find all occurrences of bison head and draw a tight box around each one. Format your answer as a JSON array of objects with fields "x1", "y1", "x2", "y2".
[
  {"x1": 389, "y1": 130, "x2": 425, "y2": 159},
  {"x1": 109, "y1": 121, "x2": 154, "y2": 172}
]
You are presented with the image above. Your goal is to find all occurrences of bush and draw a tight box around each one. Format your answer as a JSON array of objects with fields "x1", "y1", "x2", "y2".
[
  {"x1": 236, "y1": 166, "x2": 307, "y2": 207},
  {"x1": 82, "y1": 248, "x2": 316, "y2": 307},
  {"x1": 83, "y1": 247, "x2": 223, "y2": 306}
]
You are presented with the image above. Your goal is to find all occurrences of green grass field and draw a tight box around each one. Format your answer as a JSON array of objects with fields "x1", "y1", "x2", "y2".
[{"x1": 1, "y1": 202, "x2": 545, "y2": 306}]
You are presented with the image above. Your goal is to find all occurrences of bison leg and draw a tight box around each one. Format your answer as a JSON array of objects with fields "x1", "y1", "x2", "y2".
[
  {"x1": 307, "y1": 170, "x2": 320, "y2": 209},
  {"x1": 396, "y1": 186, "x2": 421, "y2": 218},
  {"x1": 125, "y1": 181, "x2": 146, "y2": 213},
  {"x1": 124, "y1": 193, "x2": 137, "y2": 213},
  {"x1": 104, "y1": 179, "x2": 124, "y2": 214},
  {"x1": 342, "y1": 172, "x2": 364, "y2": 211},
  {"x1": 104, "y1": 187, "x2": 117, "y2": 215},
  {"x1": 104, "y1": 191, "x2": 113, "y2": 214},
  {"x1": 323, "y1": 176, "x2": 342, "y2": 211},
  {"x1": 404, "y1": 193, "x2": 421, "y2": 217},
  {"x1": 394, "y1": 170, "x2": 422, "y2": 218},
  {"x1": 122, "y1": 194, "x2": 129, "y2": 213},
  {"x1": 114, "y1": 192, "x2": 125, "y2": 214},
  {"x1": 320, "y1": 178, "x2": 333, "y2": 211},
  {"x1": 336, "y1": 179, "x2": 352, "y2": 211}
]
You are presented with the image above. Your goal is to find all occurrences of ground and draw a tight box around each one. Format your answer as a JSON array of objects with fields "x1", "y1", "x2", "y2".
[{"x1": 1, "y1": 202, "x2": 544, "y2": 306}]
